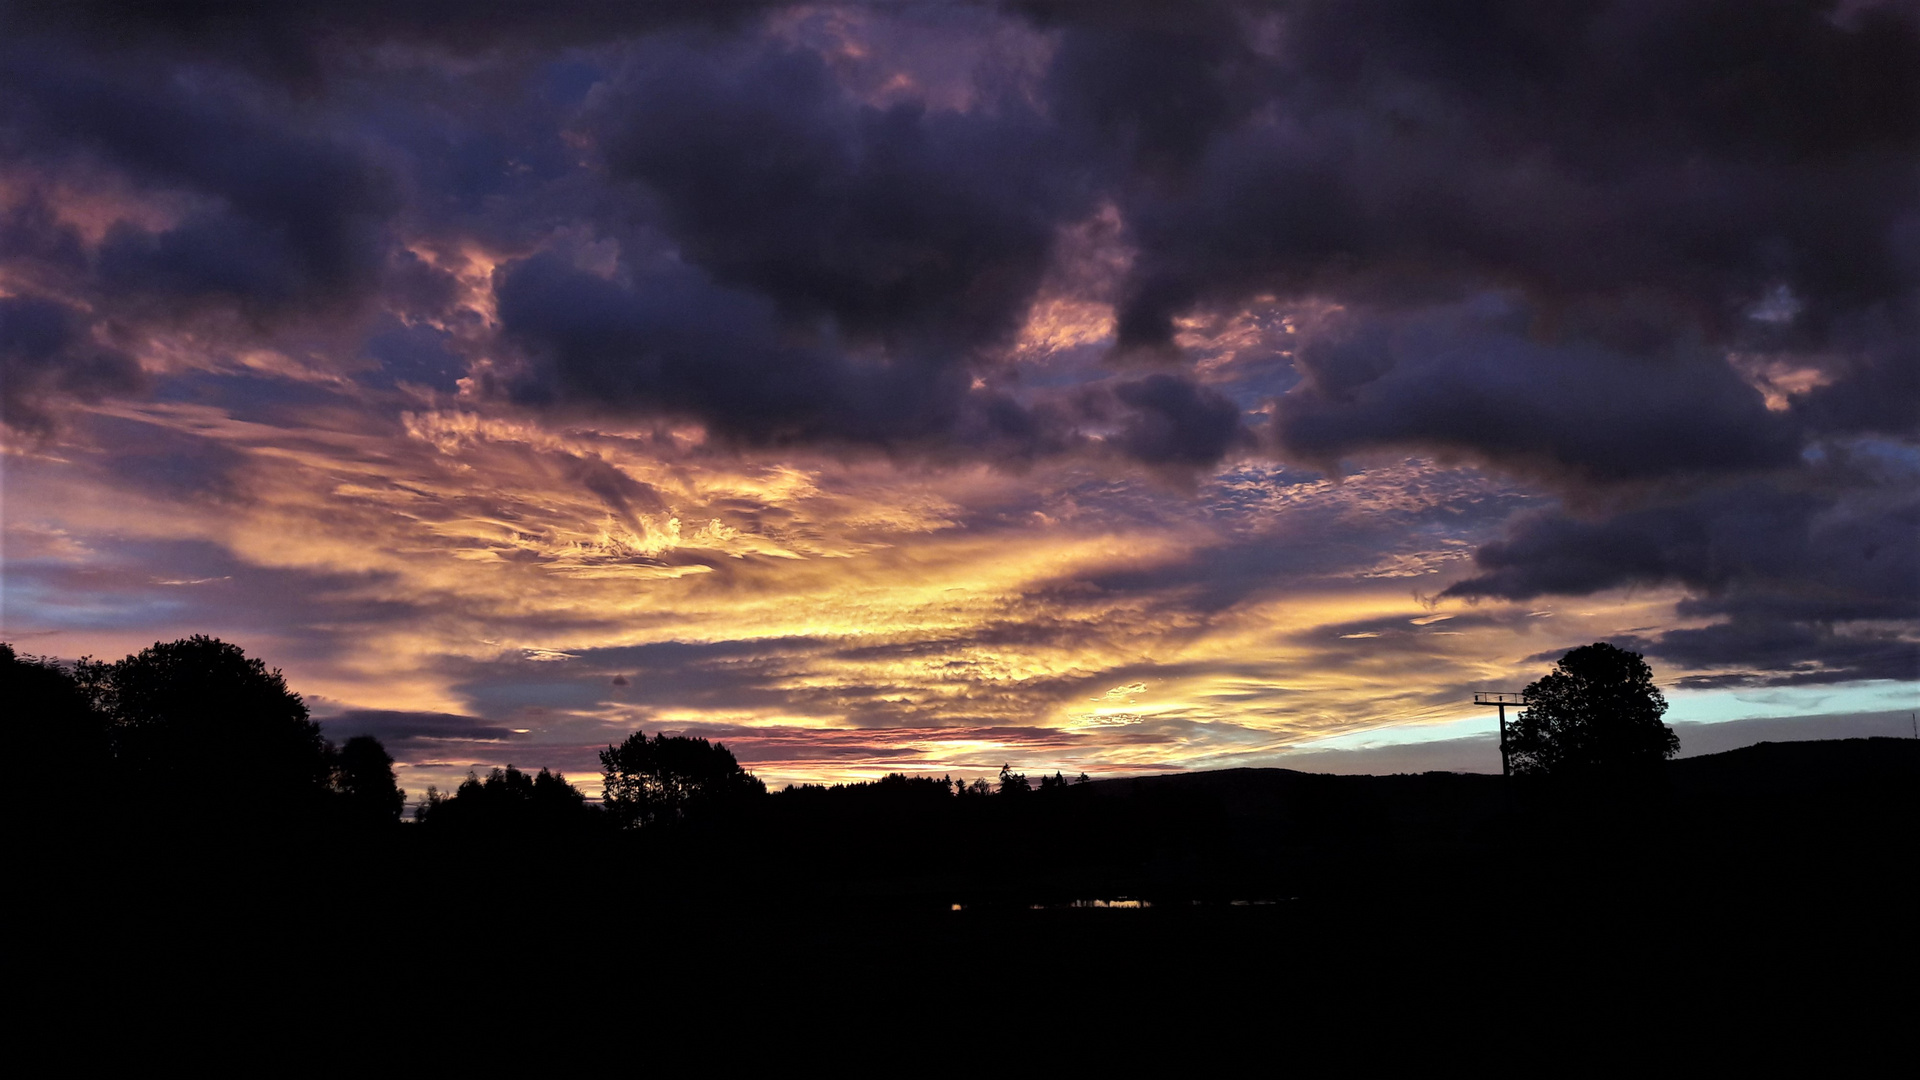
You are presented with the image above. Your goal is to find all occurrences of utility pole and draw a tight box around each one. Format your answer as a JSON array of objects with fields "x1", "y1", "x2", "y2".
[{"x1": 1474, "y1": 692, "x2": 1529, "y2": 776}]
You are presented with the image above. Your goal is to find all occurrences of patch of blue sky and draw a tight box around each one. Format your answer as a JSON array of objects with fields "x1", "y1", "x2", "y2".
[
  {"x1": 1288, "y1": 712, "x2": 1501, "y2": 754},
  {"x1": 1667, "y1": 680, "x2": 1920, "y2": 723},
  {"x1": 1286, "y1": 680, "x2": 1919, "y2": 756},
  {"x1": 1, "y1": 576, "x2": 189, "y2": 632}
]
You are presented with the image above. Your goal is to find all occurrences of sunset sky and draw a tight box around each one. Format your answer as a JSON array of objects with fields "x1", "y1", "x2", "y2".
[{"x1": 4, "y1": 1, "x2": 1916, "y2": 798}]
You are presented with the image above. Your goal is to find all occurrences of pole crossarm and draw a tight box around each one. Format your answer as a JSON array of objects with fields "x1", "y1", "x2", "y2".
[{"x1": 1472, "y1": 692, "x2": 1530, "y2": 777}]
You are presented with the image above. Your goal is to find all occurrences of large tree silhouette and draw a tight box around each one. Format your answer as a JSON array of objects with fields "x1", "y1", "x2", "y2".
[
  {"x1": 7, "y1": 637, "x2": 409, "y2": 831},
  {"x1": 3, "y1": 644, "x2": 112, "y2": 824},
  {"x1": 1510, "y1": 643, "x2": 1679, "y2": 777},
  {"x1": 109, "y1": 635, "x2": 333, "y2": 819},
  {"x1": 600, "y1": 732, "x2": 764, "y2": 829}
]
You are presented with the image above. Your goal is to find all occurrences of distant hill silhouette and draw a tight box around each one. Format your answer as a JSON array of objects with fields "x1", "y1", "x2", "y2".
[
  {"x1": 1079, "y1": 736, "x2": 1917, "y2": 800},
  {"x1": 1666, "y1": 736, "x2": 1920, "y2": 790}
]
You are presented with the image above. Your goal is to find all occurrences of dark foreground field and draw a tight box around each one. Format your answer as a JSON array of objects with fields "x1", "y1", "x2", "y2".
[{"x1": 17, "y1": 738, "x2": 1917, "y2": 1037}]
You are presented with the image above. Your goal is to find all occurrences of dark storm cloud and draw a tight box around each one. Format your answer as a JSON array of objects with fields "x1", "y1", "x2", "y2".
[
  {"x1": 1110, "y1": 0, "x2": 1920, "y2": 350},
  {"x1": 1450, "y1": 464, "x2": 1920, "y2": 683},
  {"x1": 1641, "y1": 622, "x2": 1918, "y2": 688},
  {"x1": 595, "y1": 36, "x2": 1085, "y2": 348},
  {"x1": 1789, "y1": 305, "x2": 1920, "y2": 439},
  {"x1": 8, "y1": 0, "x2": 1915, "y2": 464},
  {"x1": 0, "y1": 46, "x2": 396, "y2": 312},
  {"x1": 5, "y1": 0, "x2": 1914, "y2": 688},
  {"x1": 1445, "y1": 477, "x2": 1919, "y2": 621},
  {"x1": 1027, "y1": 0, "x2": 1269, "y2": 177},
  {"x1": 321, "y1": 708, "x2": 520, "y2": 745},
  {"x1": 8, "y1": 1, "x2": 770, "y2": 88},
  {"x1": 1112, "y1": 374, "x2": 1252, "y2": 468},
  {"x1": 495, "y1": 252, "x2": 920, "y2": 442},
  {"x1": 1050, "y1": 0, "x2": 1917, "y2": 687},
  {"x1": 86, "y1": 416, "x2": 253, "y2": 503},
  {"x1": 0, "y1": 181, "x2": 87, "y2": 277},
  {"x1": 1069, "y1": 0, "x2": 1920, "y2": 589},
  {"x1": 0, "y1": 9, "x2": 403, "y2": 433},
  {"x1": 0, "y1": 296, "x2": 144, "y2": 435},
  {"x1": 494, "y1": 250, "x2": 1083, "y2": 459},
  {"x1": 1271, "y1": 301, "x2": 1804, "y2": 483},
  {"x1": 484, "y1": 33, "x2": 1125, "y2": 461}
]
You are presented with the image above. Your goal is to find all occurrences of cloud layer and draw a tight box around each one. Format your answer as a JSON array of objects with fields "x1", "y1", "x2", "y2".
[{"x1": 3, "y1": 1, "x2": 1914, "y2": 790}]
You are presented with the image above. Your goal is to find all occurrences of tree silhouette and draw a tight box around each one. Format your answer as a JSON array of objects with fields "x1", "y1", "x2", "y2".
[
  {"x1": 1510, "y1": 643, "x2": 1679, "y2": 777},
  {"x1": 3, "y1": 643, "x2": 113, "y2": 824},
  {"x1": 960, "y1": 778, "x2": 994, "y2": 798},
  {"x1": 8, "y1": 637, "x2": 403, "y2": 830},
  {"x1": 600, "y1": 731, "x2": 765, "y2": 829},
  {"x1": 413, "y1": 764, "x2": 597, "y2": 833},
  {"x1": 998, "y1": 763, "x2": 1030, "y2": 796},
  {"x1": 332, "y1": 734, "x2": 406, "y2": 824},
  {"x1": 108, "y1": 635, "x2": 333, "y2": 819}
]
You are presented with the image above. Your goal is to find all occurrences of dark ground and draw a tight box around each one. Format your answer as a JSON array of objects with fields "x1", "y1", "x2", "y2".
[{"x1": 16, "y1": 738, "x2": 1916, "y2": 1042}]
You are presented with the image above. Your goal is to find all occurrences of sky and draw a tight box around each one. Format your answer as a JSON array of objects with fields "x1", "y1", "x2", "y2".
[{"x1": 3, "y1": 1, "x2": 1916, "y2": 798}]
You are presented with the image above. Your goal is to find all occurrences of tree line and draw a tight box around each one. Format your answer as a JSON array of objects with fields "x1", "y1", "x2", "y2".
[
  {"x1": 6, "y1": 634, "x2": 1102, "y2": 839},
  {"x1": 6, "y1": 633, "x2": 1682, "y2": 841},
  {"x1": 2, "y1": 635, "x2": 783, "y2": 835},
  {"x1": 16, "y1": 633, "x2": 1912, "y2": 944},
  {"x1": 8, "y1": 635, "x2": 402, "y2": 830}
]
